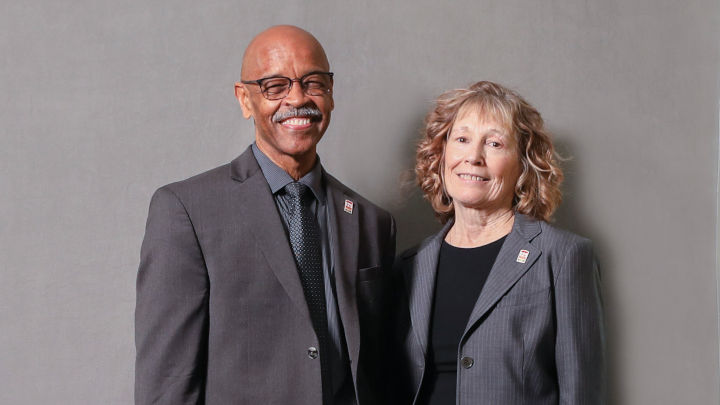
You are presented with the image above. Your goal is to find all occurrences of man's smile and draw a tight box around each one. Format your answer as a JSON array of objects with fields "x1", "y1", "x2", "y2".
[{"x1": 280, "y1": 117, "x2": 314, "y2": 130}]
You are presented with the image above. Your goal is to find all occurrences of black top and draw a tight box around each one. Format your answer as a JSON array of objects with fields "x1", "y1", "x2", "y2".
[{"x1": 418, "y1": 236, "x2": 506, "y2": 405}]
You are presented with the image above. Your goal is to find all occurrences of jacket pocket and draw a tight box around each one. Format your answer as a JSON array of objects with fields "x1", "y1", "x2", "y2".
[{"x1": 357, "y1": 265, "x2": 390, "y2": 324}]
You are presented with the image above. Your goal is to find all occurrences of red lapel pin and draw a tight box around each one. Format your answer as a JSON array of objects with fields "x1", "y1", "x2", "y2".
[
  {"x1": 344, "y1": 199, "x2": 354, "y2": 214},
  {"x1": 516, "y1": 249, "x2": 529, "y2": 263}
]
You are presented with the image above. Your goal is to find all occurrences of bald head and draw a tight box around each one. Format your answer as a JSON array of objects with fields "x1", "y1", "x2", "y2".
[
  {"x1": 235, "y1": 25, "x2": 334, "y2": 180},
  {"x1": 241, "y1": 25, "x2": 330, "y2": 80}
]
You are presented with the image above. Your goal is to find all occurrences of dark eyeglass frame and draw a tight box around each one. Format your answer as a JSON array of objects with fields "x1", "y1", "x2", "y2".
[{"x1": 241, "y1": 71, "x2": 334, "y2": 100}]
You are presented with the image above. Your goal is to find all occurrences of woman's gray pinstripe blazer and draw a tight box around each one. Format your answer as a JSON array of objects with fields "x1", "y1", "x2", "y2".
[{"x1": 388, "y1": 214, "x2": 606, "y2": 404}]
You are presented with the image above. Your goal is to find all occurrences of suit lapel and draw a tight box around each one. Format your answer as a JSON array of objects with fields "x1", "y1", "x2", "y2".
[
  {"x1": 462, "y1": 214, "x2": 542, "y2": 337},
  {"x1": 324, "y1": 176, "x2": 361, "y2": 374},
  {"x1": 404, "y1": 221, "x2": 453, "y2": 357},
  {"x1": 229, "y1": 147, "x2": 310, "y2": 323}
]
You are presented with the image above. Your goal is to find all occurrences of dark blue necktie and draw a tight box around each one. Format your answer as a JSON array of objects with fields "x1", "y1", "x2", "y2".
[{"x1": 284, "y1": 182, "x2": 332, "y2": 404}]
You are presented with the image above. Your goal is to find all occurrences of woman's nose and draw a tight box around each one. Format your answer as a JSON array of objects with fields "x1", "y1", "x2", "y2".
[{"x1": 464, "y1": 143, "x2": 485, "y2": 165}]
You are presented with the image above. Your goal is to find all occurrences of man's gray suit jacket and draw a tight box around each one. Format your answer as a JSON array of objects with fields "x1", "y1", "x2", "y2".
[
  {"x1": 388, "y1": 214, "x2": 605, "y2": 404},
  {"x1": 135, "y1": 146, "x2": 396, "y2": 405}
]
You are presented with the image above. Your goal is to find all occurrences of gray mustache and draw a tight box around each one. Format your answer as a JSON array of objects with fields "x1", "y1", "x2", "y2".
[{"x1": 272, "y1": 106, "x2": 323, "y2": 123}]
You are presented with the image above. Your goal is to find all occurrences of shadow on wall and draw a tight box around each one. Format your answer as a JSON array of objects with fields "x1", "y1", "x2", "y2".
[
  {"x1": 552, "y1": 132, "x2": 619, "y2": 404},
  {"x1": 388, "y1": 110, "x2": 443, "y2": 253}
]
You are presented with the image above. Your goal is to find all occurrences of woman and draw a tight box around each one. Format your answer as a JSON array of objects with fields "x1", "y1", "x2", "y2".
[{"x1": 390, "y1": 81, "x2": 605, "y2": 404}]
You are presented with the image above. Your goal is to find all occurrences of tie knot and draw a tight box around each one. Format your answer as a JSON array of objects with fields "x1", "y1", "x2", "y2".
[{"x1": 284, "y1": 182, "x2": 312, "y2": 202}]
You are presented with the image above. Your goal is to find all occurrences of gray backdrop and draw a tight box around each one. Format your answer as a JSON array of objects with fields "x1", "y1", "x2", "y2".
[{"x1": 2, "y1": 1, "x2": 718, "y2": 404}]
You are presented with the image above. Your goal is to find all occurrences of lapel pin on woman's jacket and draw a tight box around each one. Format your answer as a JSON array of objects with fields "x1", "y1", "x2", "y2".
[{"x1": 516, "y1": 249, "x2": 529, "y2": 263}]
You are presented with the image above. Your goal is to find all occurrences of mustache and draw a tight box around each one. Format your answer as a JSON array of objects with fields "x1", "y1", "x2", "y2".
[{"x1": 272, "y1": 106, "x2": 323, "y2": 123}]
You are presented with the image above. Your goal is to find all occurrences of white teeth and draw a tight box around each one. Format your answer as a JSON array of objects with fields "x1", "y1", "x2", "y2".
[
  {"x1": 459, "y1": 174, "x2": 487, "y2": 181},
  {"x1": 282, "y1": 118, "x2": 310, "y2": 125}
]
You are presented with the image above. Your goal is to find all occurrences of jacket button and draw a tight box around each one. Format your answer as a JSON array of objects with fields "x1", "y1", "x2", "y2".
[
  {"x1": 461, "y1": 356, "x2": 474, "y2": 369},
  {"x1": 308, "y1": 347, "x2": 319, "y2": 359}
]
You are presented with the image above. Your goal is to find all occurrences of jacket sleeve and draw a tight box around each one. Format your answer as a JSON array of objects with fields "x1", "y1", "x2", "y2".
[
  {"x1": 135, "y1": 186, "x2": 209, "y2": 405},
  {"x1": 554, "y1": 238, "x2": 606, "y2": 404}
]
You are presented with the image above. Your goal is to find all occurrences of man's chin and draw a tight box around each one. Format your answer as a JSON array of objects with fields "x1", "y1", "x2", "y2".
[
  {"x1": 264, "y1": 138, "x2": 319, "y2": 158},
  {"x1": 256, "y1": 128, "x2": 324, "y2": 160},
  {"x1": 279, "y1": 129, "x2": 323, "y2": 147}
]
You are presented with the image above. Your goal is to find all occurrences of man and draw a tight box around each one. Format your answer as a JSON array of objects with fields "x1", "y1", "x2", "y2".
[{"x1": 135, "y1": 25, "x2": 395, "y2": 405}]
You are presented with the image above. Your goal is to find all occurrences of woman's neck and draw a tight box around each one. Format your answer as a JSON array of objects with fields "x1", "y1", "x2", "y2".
[{"x1": 445, "y1": 207, "x2": 515, "y2": 248}]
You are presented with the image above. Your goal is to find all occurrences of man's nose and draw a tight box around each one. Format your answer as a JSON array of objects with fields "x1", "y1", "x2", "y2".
[{"x1": 283, "y1": 80, "x2": 309, "y2": 106}]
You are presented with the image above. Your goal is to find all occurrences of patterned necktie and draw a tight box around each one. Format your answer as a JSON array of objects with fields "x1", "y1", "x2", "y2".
[{"x1": 284, "y1": 182, "x2": 332, "y2": 404}]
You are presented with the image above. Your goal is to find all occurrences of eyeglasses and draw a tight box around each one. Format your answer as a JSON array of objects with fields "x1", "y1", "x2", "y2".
[{"x1": 241, "y1": 71, "x2": 334, "y2": 100}]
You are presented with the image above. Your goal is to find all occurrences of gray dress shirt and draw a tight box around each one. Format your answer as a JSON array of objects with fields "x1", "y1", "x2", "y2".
[{"x1": 252, "y1": 144, "x2": 351, "y2": 403}]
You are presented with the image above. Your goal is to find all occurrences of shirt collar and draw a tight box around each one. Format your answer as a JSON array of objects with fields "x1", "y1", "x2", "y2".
[{"x1": 252, "y1": 143, "x2": 326, "y2": 203}]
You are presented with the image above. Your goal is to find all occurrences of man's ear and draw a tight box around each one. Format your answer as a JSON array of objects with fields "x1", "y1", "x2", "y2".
[{"x1": 234, "y1": 83, "x2": 253, "y2": 119}]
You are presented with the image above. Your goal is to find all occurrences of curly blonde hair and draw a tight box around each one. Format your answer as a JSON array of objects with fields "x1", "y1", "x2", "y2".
[{"x1": 416, "y1": 81, "x2": 563, "y2": 223}]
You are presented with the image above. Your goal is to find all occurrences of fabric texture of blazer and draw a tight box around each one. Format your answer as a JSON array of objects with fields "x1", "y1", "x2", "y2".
[
  {"x1": 388, "y1": 214, "x2": 605, "y2": 405},
  {"x1": 135, "y1": 146, "x2": 396, "y2": 405}
]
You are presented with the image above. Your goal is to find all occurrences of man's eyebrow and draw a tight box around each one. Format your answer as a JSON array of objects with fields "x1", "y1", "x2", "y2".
[
  {"x1": 254, "y1": 74, "x2": 287, "y2": 81},
  {"x1": 301, "y1": 70, "x2": 331, "y2": 76},
  {"x1": 255, "y1": 70, "x2": 331, "y2": 81}
]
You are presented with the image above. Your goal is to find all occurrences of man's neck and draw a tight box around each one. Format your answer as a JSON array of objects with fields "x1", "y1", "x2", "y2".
[{"x1": 255, "y1": 143, "x2": 317, "y2": 181}]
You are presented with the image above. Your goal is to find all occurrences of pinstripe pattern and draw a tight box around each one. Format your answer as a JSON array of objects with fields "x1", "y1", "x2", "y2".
[{"x1": 393, "y1": 214, "x2": 606, "y2": 405}]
